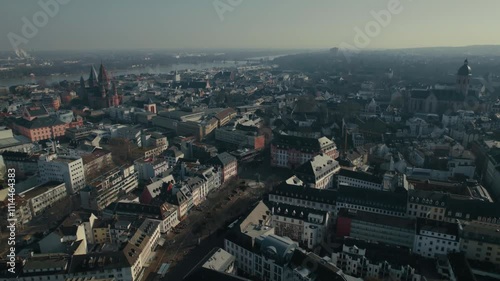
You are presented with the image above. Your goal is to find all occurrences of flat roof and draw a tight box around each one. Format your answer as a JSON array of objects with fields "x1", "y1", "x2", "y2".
[
  {"x1": 81, "y1": 149, "x2": 112, "y2": 164},
  {"x1": 339, "y1": 208, "x2": 415, "y2": 230},
  {"x1": 202, "y1": 248, "x2": 234, "y2": 271},
  {"x1": 417, "y1": 218, "x2": 459, "y2": 237},
  {"x1": 20, "y1": 181, "x2": 65, "y2": 198}
]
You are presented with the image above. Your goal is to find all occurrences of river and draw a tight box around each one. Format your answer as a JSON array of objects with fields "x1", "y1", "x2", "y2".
[{"x1": 0, "y1": 60, "x2": 252, "y2": 87}]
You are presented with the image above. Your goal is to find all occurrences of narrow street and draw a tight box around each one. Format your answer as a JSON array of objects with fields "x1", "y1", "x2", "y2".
[
  {"x1": 143, "y1": 161, "x2": 284, "y2": 281},
  {"x1": 0, "y1": 193, "x2": 79, "y2": 256}
]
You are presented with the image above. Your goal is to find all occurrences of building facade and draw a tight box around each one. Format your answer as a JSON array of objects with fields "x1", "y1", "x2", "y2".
[
  {"x1": 38, "y1": 154, "x2": 86, "y2": 194},
  {"x1": 19, "y1": 181, "x2": 67, "y2": 216},
  {"x1": 209, "y1": 152, "x2": 238, "y2": 183},
  {"x1": 336, "y1": 208, "x2": 416, "y2": 249},
  {"x1": 80, "y1": 165, "x2": 138, "y2": 211},
  {"x1": 271, "y1": 134, "x2": 339, "y2": 169},
  {"x1": 271, "y1": 203, "x2": 329, "y2": 250},
  {"x1": 296, "y1": 154, "x2": 340, "y2": 189},
  {"x1": 331, "y1": 238, "x2": 425, "y2": 281},
  {"x1": 215, "y1": 127, "x2": 266, "y2": 150},
  {"x1": 459, "y1": 220, "x2": 500, "y2": 265},
  {"x1": 337, "y1": 169, "x2": 383, "y2": 190},
  {"x1": 413, "y1": 219, "x2": 460, "y2": 258}
]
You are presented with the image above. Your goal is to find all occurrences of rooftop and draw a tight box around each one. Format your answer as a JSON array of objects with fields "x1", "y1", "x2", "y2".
[
  {"x1": 210, "y1": 152, "x2": 237, "y2": 166},
  {"x1": 81, "y1": 148, "x2": 112, "y2": 164},
  {"x1": 271, "y1": 202, "x2": 327, "y2": 223},
  {"x1": 296, "y1": 154, "x2": 339, "y2": 179},
  {"x1": 289, "y1": 250, "x2": 347, "y2": 281},
  {"x1": 342, "y1": 237, "x2": 416, "y2": 268},
  {"x1": 417, "y1": 218, "x2": 459, "y2": 238},
  {"x1": 202, "y1": 248, "x2": 235, "y2": 272},
  {"x1": 338, "y1": 169, "x2": 382, "y2": 184},
  {"x1": 23, "y1": 253, "x2": 69, "y2": 273},
  {"x1": 460, "y1": 220, "x2": 500, "y2": 244},
  {"x1": 14, "y1": 116, "x2": 66, "y2": 129},
  {"x1": 272, "y1": 134, "x2": 335, "y2": 152},
  {"x1": 0, "y1": 134, "x2": 31, "y2": 149},
  {"x1": 337, "y1": 186, "x2": 407, "y2": 212},
  {"x1": 19, "y1": 181, "x2": 65, "y2": 199},
  {"x1": 271, "y1": 182, "x2": 338, "y2": 205},
  {"x1": 338, "y1": 208, "x2": 415, "y2": 230},
  {"x1": 69, "y1": 251, "x2": 131, "y2": 273}
]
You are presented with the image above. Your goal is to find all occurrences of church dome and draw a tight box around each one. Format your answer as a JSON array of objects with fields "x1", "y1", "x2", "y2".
[{"x1": 458, "y1": 59, "x2": 472, "y2": 76}]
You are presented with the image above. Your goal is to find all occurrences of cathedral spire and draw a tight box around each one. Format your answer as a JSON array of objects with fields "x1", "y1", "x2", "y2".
[
  {"x1": 98, "y1": 63, "x2": 110, "y2": 90},
  {"x1": 79, "y1": 76, "x2": 85, "y2": 89},
  {"x1": 88, "y1": 65, "x2": 98, "y2": 88}
]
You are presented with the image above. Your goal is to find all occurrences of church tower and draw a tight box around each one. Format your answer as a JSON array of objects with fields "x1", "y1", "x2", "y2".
[
  {"x1": 88, "y1": 65, "x2": 98, "y2": 88},
  {"x1": 457, "y1": 59, "x2": 472, "y2": 96},
  {"x1": 108, "y1": 81, "x2": 122, "y2": 107},
  {"x1": 98, "y1": 63, "x2": 110, "y2": 90},
  {"x1": 144, "y1": 98, "x2": 157, "y2": 113}
]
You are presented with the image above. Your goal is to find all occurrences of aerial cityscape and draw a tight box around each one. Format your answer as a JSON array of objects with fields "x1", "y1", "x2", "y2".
[{"x1": 2, "y1": 1, "x2": 500, "y2": 281}]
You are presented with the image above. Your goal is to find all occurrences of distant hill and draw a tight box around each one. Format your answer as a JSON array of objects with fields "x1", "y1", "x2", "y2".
[{"x1": 371, "y1": 45, "x2": 500, "y2": 57}]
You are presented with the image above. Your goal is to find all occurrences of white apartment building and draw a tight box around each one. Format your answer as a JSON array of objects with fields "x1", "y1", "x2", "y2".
[
  {"x1": 271, "y1": 203, "x2": 329, "y2": 249},
  {"x1": 80, "y1": 165, "x2": 138, "y2": 211},
  {"x1": 38, "y1": 154, "x2": 86, "y2": 194},
  {"x1": 407, "y1": 190, "x2": 448, "y2": 221},
  {"x1": 19, "y1": 181, "x2": 67, "y2": 216},
  {"x1": 268, "y1": 180, "x2": 337, "y2": 222},
  {"x1": 337, "y1": 169, "x2": 383, "y2": 190},
  {"x1": 331, "y1": 238, "x2": 425, "y2": 281},
  {"x1": 414, "y1": 219, "x2": 460, "y2": 258},
  {"x1": 134, "y1": 157, "x2": 169, "y2": 180},
  {"x1": 226, "y1": 234, "x2": 296, "y2": 281},
  {"x1": 296, "y1": 154, "x2": 340, "y2": 189},
  {"x1": 164, "y1": 146, "x2": 184, "y2": 167}
]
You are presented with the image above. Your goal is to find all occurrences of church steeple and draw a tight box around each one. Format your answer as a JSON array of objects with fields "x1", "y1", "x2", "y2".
[
  {"x1": 88, "y1": 65, "x2": 98, "y2": 88},
  {"x1": 98, "y1": 63, "x2": 110, "y2": 90},
  {"x1": 457, "y1": 58, "x2": 472, "y2": 96},
  {"x1": 108, "y1": 81, "x2": 122, "y2": 107},
  {"x1": 79, "y1": 76, "x2": 85, "y2": 89}
]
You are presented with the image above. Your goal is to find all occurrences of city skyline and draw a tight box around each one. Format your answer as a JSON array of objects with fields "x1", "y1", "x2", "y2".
[{"x1": 1, "y1": 0, "x2": 500, "y2": 52}]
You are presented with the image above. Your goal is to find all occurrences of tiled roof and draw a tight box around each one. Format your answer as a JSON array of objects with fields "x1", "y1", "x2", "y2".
[
  {"x1": 271, "y1": 202, "x2": 328, "y2": 222},
  {"x1": 14, "y1": 116, "x2": 66, "y2": 129},
  {"x1": 272, "y1": 134, "x2": 334, "y2": 152},
  {"x1": 337, "y1": 186, "x2": 407, "y2": 212},
  {"x1": 210, "y1": 152, "x2": 237, "y2": 167},
  {"x1": 408, "y1": 189, "x2": 449, "y2": 207},
  {"x1": 271, "y1": 182, "x2": 337, "y2": 205},
  {"x1": 446, "y1": 197, "x2": 500, "y2": 220},
  {"x1": 338, "y1": 169, "x2": 382, "y2": 184},
  {"x1": 296, "y1": 154, "x2": 339, "y2": 182},
  {"x1": 215, "y1": 108, "x2": 236, "y2": 121}
]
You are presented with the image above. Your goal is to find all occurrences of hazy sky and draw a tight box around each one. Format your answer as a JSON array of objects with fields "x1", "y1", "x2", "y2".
[{"x1": 1, "y1": 0, "x2": 499, "y2": 52}]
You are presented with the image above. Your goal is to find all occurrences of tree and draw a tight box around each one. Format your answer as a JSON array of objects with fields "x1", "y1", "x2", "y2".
[{"x1": 109, "y1": 138, "x2": 134, "y2": 165}]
